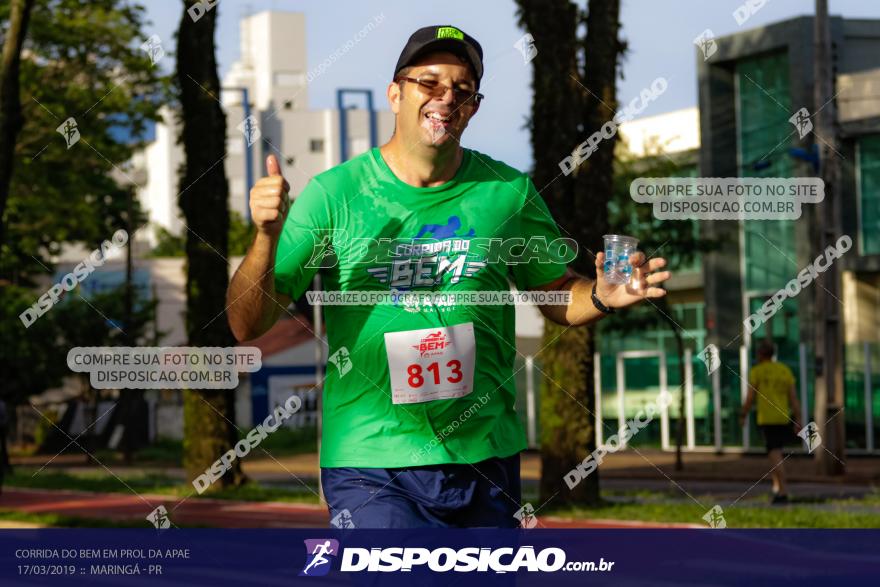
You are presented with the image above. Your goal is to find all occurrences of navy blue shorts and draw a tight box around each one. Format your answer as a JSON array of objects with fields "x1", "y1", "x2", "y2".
[{"x1": 321, "y1": 453, "x2": 522, "y2": 528}]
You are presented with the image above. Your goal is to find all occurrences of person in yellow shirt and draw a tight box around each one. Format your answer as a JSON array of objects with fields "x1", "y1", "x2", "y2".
[{"x1": 739, "y1": 341, "x2": 802, "y2": 504}]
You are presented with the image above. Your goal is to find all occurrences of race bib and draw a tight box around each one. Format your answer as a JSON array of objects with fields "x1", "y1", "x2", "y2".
[{"x1": 384, "y1": 322, "x2": 475, "y2": 405}]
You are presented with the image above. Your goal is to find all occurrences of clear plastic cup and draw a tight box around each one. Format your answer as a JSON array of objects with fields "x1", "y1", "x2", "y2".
[{"x1": 603, "y1": 234, "x2": 639, "y2": 285}]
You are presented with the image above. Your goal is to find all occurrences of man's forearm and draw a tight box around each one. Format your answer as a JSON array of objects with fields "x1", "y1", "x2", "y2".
[
  {"x1": 541, "y1": 276, "x2": 608, "y2": 327},
  {"x1": 227, "y1": 232, "x2": 284, "y2": 341}
]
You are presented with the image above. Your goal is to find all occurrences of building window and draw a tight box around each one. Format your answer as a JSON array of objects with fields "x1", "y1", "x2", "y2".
[
  {"x1": 858, "y1": 135, "x2": 880, "y2": 255},
  {"x1": 737, "y1": 52, "x2": 798, "y2": 291},
  {"x1": 736, "y1": 51, "x2": 800, "y2": 357},
  {"x1": 672, "y1": 163, "x2": 701, "y2": 272},
  {"x1": 310, "y1": 139, "x2": 324, "y2": 153}
]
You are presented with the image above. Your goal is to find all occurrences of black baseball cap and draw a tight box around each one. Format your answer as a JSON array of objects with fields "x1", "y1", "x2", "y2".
[{"x1": 394, "y1": 25, "x2": 484, "y2": 86}]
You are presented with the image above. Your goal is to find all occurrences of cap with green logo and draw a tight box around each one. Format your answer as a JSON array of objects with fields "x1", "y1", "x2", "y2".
[{"x1": 393, "y1": 25, "x2": 484, "y2": 85}]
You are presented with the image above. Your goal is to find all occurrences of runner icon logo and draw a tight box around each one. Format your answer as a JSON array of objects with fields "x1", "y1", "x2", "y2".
[
  {"x1": 702, "y1": 505, "x2": 727, "y2": 529},
  {"x1": 300, "y1": 539, "x2": 339, "y2": 577},
  {"x1": 693, "y1": 29, "x2": 717, "y2": 61},
  {"x1": 146, "y1": 505, "x2": 171, "y2": 529},
  {"x1": 412, "y1": 331, "x2": 451, "y2": 357},
  {"x1": 367, "y1": 216, "x2": 483, "y2": 289},
  {"x1": 514, "y1": 33, "x2": 538, "y2": 64},
  {"x1": 514, "y1": 503, "x2": 538, "y2": 528},
  {"x1": 789, "y1": 107, "x2": 813, "y2": 139},
  {"x1": 57, "y1": 117, "x2": 80, "y2": 149},
  {"x1": 797, "y1": 421, "x2": 822, "y2": 454},
  {"x1": 328, "y1": 347, "x2": 353, "y2": 378},
  {"x1": 414, "y1": 215, "x2": 475, "y2": 239},
  {"x1": 697, "y1": 344, "x2": 721, "y2": 375},
  {"x1": 330, "y1": 509, "x2": 356, "y2": 529}
]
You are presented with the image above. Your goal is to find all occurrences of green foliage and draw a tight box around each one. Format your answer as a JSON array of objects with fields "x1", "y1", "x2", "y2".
[
  {"x1": 52, "y1": 283, "x2": 158, "y2": 348},
  {"x1": 0, "y1": 0, "x2": 168, "y2": 282},
  {"x1": 92, "y1": 425, "x2": 316, "y2": 465},
  {"x1": 600, "y1": 143, "x2": 721, "y2": 340},
  {"x1": 149, "y1": 225, "x2": 185, "y2": 258},
  {"x1": 609, "y1": 142, "x2": 711, "y2": 271},
  {"x1": 0, "y1": 285, "x2": 69, "y2": 404},
  {"x1": 96, "y1": 427, "x2": 318, "y2": 465},
  {"x1": 0, "y1": 281, "x2": 158, "y2": 406},
  {"x1": 32, "y1": 407, "x2": 59, "y2": 448},
  {"x1": 247, "y1": 425, "x2": 317, "y2": 455},
  {"x1": 0, "y1": 0, "x2": 165, "y2": 407},
  {"x1": 148, "y1": 211, "x2": 254, "y2": 258},
  {"x1": 228, "y1": 211, "x2": 256, "y2": 256},
  {"x1": 132, "y1": 437, "x2": 183, "y2": 463}
]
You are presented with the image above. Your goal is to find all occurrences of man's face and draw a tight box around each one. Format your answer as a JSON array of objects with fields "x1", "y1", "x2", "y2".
[{"x1": 388, "y1": 51, "x2": 480, "y2": 150}]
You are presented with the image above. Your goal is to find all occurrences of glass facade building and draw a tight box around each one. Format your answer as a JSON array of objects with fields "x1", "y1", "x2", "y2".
[{"x1": 518, "y1": 17, "x2": 880, "y2": 454}]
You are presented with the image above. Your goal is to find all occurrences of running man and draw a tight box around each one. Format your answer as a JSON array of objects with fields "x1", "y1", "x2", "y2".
[
  {"x1": 739, "y1": 341, "x2": 802, "y2": 504},
  {"x1": 227, "y1": 25, "x2": 671, "y2": 528},
  {"x1": 302, "y1": 541, "x2": 334, "y2": 575}
]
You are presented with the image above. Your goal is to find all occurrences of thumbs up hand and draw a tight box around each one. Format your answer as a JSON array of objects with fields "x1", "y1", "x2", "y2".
[{"x1": 250, "y1": 154, "x2": 291, "y2": 237}]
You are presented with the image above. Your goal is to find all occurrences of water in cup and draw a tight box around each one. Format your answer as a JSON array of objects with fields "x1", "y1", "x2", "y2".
[{"x1": 603, "y1": 234, "x2": 639, "y2": 285}]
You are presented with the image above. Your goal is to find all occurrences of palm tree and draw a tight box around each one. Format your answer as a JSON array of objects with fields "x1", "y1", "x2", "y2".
[
  {"x1": 176, "y1": 0, "x2": 243, "y2": 489},
  {"x1": 0, "y1": 0, "x2": 36, "y2": 246},
  {"x1": 515, "y1": 0, "x2": 625, "y2": 506}
]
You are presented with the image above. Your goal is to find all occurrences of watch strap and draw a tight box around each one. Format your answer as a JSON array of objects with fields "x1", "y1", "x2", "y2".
[{"x1": 591, "y1": 282, "x2": 616, "y2": 314}]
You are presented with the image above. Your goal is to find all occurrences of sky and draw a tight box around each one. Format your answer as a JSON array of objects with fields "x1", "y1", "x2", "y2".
[{"x1": 141, "y1": 0, "x2": 880, "y2": 172}]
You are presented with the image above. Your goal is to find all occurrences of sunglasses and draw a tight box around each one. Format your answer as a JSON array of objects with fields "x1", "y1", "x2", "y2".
[{"x1": 394, "y1": 76, "x2": 484, "y2": 106}]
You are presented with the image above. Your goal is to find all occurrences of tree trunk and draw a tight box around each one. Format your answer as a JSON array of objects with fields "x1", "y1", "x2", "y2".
[
  {"x1": 517, "y1": 0, "x2": 623, "y2": 507},
  {"x1": 120, "y1": 187, "x2": 148, "y2": 463},
  {"x1": 0, "y1": 0, "x2": 35, "y2": 247},
  {"x1": 538, "y1": 323, "x2": 599, "y2": 504},
  {"x1": 672, "y1": 324, "x2": 686, "y2": 471},
  {"x1": 176, "y1": 0, "x2": 243, "y2": 489}
]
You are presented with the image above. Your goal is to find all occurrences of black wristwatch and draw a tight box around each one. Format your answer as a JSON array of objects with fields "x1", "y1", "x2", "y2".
[{"x1": 591, "y1": 282, "x2": 616, "y2": 314}]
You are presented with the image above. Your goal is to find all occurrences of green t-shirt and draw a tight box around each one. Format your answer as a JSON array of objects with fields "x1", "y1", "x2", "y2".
[{"x1": 275, "y1": 147, "x2": 568, "y2": 467}]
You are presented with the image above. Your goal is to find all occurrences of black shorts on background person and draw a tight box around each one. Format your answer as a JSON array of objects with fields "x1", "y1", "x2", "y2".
[{"x1": 760, "y1": 424, "x2": 797, "y2": 453}]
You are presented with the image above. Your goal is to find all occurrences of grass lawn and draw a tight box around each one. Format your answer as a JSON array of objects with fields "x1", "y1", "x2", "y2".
[
  {"x1": 546, "y1": 501, "x2": 880, "y2": 528},
  {"x1": 0, "y1": 510, "x2": 148, "y2": 528},
  {"x1": 20, "y1": 427, "x2": 319, "y2": 468},
  {"x1": 5, "y1": 468, "x2": 878, "y2": 528},
  {"x1": 2, "y1": 468, "x2": 321, "y2": 505}
]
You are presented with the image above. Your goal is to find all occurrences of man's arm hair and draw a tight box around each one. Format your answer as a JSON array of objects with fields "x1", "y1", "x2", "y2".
[
  {"x1": 227, "y1": 232, "x2": 293, "y2": 341},
  {"x1": 529, "y1": 268, "x2": 607, "y2": 327}
]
